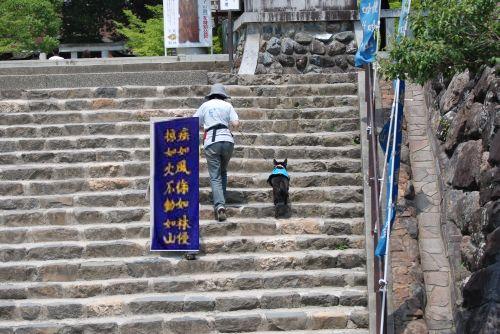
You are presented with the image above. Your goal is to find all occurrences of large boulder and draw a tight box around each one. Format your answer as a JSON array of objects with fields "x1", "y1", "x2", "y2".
[
  {"x1": 439, "y1": 70, "x2": 470, "y2": 114},
  {"x1": 444, "y1": 102, "x2": 489, "y2": 154},
  {"x1": 327, "y1": 41, "x2": 346, "y2": 56},
  {"x1": 445, "y1": 190, "x2": 480, "y2": 233},
  {"x1": 447, "y1": 140, "x2": 482, "y2": 189},
  {"x1": 294, "y1": 32, "x2": 313, "y2": 45},
  {"x1": 281, "y1": 38, "x2": 295, "y2": 55},
  {"x1": 333, "y1": 31, "x2": 354, "y2": 43},
  {"x1": 309, "y1": 39, "x2": 326, "y2": 55},
  {"x1": 462, "y1": 227, "x2": 500, "y2": 334},
  {"x1": 266, "y1": 37, "x2": 281, "y2": 56},
  {"x1": 276, "y1": 54, "x2": 295, "y2": 67}
]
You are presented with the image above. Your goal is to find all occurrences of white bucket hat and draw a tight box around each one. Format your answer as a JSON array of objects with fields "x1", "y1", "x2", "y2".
[{"x1": 206, "y1": 83, "x2": 230, "y2": 99}]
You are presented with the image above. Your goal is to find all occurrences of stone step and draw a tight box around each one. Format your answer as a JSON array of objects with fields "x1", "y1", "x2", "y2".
[
  {"x1": 0, "y1": 59, "x2": 229, "y2": 76},
  {"x1": 0, "y1": 118, "x2": 358, "y2": 139},
  {"x1": 199, "y1": 202, "x2": 364, "y2": 220},
  {"x1": 0, "y1": 145, "x2": 360, "y2": 165},
  {"x1": 0, "y1": 159, "x2": 361, "y2": 181},
  {"x1": 0, "y1": 249, "x2": 366, "y2": 282},
  {"x1": 0, "y1": 186, "x2": 363, "y2": 210},
  {"x1": 0, "y1": 107, "x2": 359, "y2": 126},
  {"x1": 0, "y1": 173, "x2": 362, "y2": 196},
  {"x1": 0, "y1": 268, "x2": 366, "y2": 300},
  {"x1": 0, "y1": 132, "x2": 360, "y2": 153},
  {"x1": 0, "y1": 70, "x2": 210, "y2": 90},
  {"x1": 0, "y1": 202, "x2": 364, "y2": 228},
  {"x1": 0, "y1": 218, "x2": 365, "y2": 245},
  {"x1": 1, "y1": 83, "x2": 357, "y2": 100},
  {"x1": 1, "y1": 95, "x2": 358, "y2": 113},
  {"x1": 0, "y1": 287, "x2": 367, "y2": 323},
  {"x1": 0, "y1": 234, "x2": 365, "y2": 262},
  {"x1": 0, "y1": 306, "x2": 368, "y2": 333}
]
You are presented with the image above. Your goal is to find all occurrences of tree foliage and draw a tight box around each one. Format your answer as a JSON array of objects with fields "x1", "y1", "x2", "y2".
[
  {"x1": 60, "y1": 1, "x2": 162, "y2": 44},
  {"x1": 115, "y1": 5, "x2": 164, "y2": 56},
  {"x1": 381, "y1": 0, "x2": 499, "y2": 84},
  {"x1": 0, "y1": 0, "x2": 62, "y2": 54},
  {"x1": 61, "y1": 0, "x2": 126, "y2": 43}
]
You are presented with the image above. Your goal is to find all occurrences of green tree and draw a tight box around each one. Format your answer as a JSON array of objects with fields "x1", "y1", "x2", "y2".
[
  {"x1": 0, "y1": 0, "x2": 62, "y2": 54},
  {"x1": 61, "y1": 0, "x2": 125, "y2": 43},
  {"x1": 381, "y1": 0, "x2": 499, "y2": 84},
  {"x1": 115, "y1": 5, "x2": 164, "y2": 56}
]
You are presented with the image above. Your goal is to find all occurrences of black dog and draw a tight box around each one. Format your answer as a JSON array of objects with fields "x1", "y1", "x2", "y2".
[{"x1": 267, "y1": 159, "x2": 290, "y2": 219}]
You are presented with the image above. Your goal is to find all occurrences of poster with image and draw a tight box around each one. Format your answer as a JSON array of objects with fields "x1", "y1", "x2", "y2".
[{"x1": 163, "y1": 0, "x2": 212, "y2": 49}]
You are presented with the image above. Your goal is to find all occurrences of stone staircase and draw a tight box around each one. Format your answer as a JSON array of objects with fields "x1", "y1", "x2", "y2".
[{"x1": 0, "y1": 71, "x2": 368, "y2": 333}]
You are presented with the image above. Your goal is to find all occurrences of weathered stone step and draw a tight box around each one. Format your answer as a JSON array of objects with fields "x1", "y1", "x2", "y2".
[
  {"x1": 0, "y1": 70, "x2": 209, "y2": 90},
  {"x1": 0, "y1": 306, "x2": 368, "y2": 333},
  {"x1": 0, "y1": 202, "x2": 364, "y2": 228},
  {"x1": 0, "y1": 118, "x2": 359, "y2": 139},
  {"x1": 0, "y1": 249, "x2": 366, "y2": 282},
  {"x1": 0, "y1": 268, "x2": 366, "y2": 300},
  {"x1": 199, "y1": 203, "x2": 364, "y2": 220},
  {"x1": 0, "y1": 145, "x2": 360, "y2": 165},
  {"x1": 0, "y1": 234, "x2": 365, "y2": 262},
  {"x1": 0, "y1": 287, "x2": 367, "y2": 322},
  {"x1": 0, "y1": 218, "x2": 364, "y2": 245},
  {"x1": 0, "y1": 132, "x2": 360, "y2": 153},
  {"x1": 4, "y1": 83, "x2": 357, "y2": 100},
  {"x1": 1, "y1": 95, "x2": 358, "y2": 112},
  {"x1": 0, "y1": 173, "x2": 362, "y2": 197},
  {"x1": 0, "y1": 186, "x2": 362, "y2": 210},
  {"x1": 0, "y1": 159, "x2": 361, "y2": 181},
  {"x1": 0, "y1": 107, "x2": 358, "y2": 126}
]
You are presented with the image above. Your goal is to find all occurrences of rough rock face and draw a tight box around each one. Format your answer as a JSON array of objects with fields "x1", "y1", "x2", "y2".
[
  {"x1": 255, "y1": 22, "x2": 357, "y2": 74},
  {"x1": 425, "y1": 66, "x2": 499, "y2": 332},
  {"x1": 461, "y1": 228, "x2": 500, "y2": 334}
]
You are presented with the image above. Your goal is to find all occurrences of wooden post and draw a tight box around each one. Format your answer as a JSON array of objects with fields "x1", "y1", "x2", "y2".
[{"x1": 228, "y1": 10, "x2": 234, "y2": 68}]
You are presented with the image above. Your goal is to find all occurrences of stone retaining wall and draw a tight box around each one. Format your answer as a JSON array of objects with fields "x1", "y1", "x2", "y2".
[
  {"x1": 235, "y1": 22, "x2": 358, "y2": 74},
  {"x1": 424, "y1": 66, "x2": 499, "y2": 333}
]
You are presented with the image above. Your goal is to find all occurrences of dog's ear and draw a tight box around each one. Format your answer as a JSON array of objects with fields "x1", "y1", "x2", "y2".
[
  {"x1": 283, "y1": 158, "x2": 288, "y2": 166},
  {"x1": 273, "y1": 159, "x2": 278, "y2": 165}
]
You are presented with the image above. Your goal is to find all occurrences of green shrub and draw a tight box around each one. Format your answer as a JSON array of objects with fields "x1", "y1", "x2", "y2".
[
  {"x1": 116, "y1": 5, "x2": 164, "y2": 57},
  {"x1": 381, "y1": 0, "x2": 499, "y2": 84},
  {"x1": 0, "y1": 0, "x2": 62, "y2": 54}
]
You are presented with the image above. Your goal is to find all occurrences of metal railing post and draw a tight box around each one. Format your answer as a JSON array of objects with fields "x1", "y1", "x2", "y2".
[{"x1": 364, "y1": 63, "x2": 384, "y2": 334}]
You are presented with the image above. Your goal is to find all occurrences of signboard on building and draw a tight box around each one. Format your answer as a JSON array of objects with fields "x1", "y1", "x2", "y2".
[
  {"x1": 220, "y1": 0, "x2": 240, "y2": 11},
  {"x1": 163, "y1": 0, "x2": 212, "y2": 49},
  {"x1": 150, "y1": 117, "x2": 200, "y2": 252}
]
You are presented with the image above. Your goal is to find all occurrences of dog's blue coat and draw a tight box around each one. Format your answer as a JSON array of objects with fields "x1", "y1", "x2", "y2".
[{"x1": 270, "y1": 167, "x2": 289, "y2": 179}]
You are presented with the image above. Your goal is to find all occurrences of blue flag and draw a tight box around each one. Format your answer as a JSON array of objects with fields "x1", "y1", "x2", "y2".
[
  {"x1": 150, "y1": 117, "x2": 200, "y2": 252},
  {"x1": 375, "y1": 81, "x2": 405, "y2": 257},
  {"x1": 355, "y1": 0, "x2": 381, "y2": 67}
]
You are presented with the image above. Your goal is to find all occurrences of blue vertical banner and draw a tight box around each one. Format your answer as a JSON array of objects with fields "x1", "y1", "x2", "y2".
[
  {"x1": 150, "y1": 117, "x2": 199, "y2": 252},
  {"x1": 397, "y1": 0, "x2": 411, "y2": 37},
  {"x1": 355, "y1": 0, "x2": 381, "y2": 67},
  {"x1": 375, "y1": 80, "x2": 405, "y2": 257}
]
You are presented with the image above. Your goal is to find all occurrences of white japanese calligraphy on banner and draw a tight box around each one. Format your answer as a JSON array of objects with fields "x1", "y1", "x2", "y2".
[
  {"x1": 163, "y1": 0, "x2": 212, "y2": 49},
  {"x1": 220, "y1": 0, "x2": 240, "y2": 11}
]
